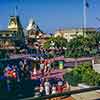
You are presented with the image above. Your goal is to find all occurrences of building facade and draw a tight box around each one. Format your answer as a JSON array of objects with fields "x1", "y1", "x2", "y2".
[
  {"x1": 54, "y1": 28, "x2": 96, "y2": 41},
  {"x1": 0, "y1": 16, "x2": 25, "y2": 50},
  {"x1": 26, "y1": 19, "x2": 49, "y2": 48}
]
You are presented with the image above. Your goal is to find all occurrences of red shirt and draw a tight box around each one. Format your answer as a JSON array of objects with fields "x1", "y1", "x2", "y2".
[{"x1": 56, "y1": 86, "x2": 63, "y2": 93}]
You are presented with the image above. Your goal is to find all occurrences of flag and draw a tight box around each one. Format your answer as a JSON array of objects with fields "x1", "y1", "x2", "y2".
[{"x1": 86, "y1": 0, "x2": 89, "y2": 8}]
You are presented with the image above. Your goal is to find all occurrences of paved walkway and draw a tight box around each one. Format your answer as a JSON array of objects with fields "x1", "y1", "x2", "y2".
[
  {"x1": 71, "y1": 86, "x2": 100, "y2": 100},
  {"x1": 72, "y1": 91, "x2": 100, "y2": 100},
  {"x1": 49, "y1": 96, "x2": 74, "y2": 100},
  {"x1": 62, "y1": 97, "x2": 74, "y2": 100}
]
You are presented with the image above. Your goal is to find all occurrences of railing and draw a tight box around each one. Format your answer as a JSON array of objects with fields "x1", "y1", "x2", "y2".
[{"x1": 19, "y1": 86, "x2": 100, "y2": 100}]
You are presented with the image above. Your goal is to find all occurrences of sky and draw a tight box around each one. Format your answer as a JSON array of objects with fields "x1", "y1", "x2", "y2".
[{"x1": 0, "y1": 0, "x2": 100, "y2": 33}]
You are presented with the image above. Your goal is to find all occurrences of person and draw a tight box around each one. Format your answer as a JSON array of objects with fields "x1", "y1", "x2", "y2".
[
  {"x1": 23, "y1": 65, "x2": 30, "y2": 80},
  {"x1": 33, "y1": 67, "x2": 37, "y2": 75},
  {"x1": 39, "y1": 84, "x2": 44, "y2": 96},
  {"x1": 47, "y1": 60, "x2": 51, "y2": 69},
  {"x1": 56, "y1": 79, "x2": 63, "y2": 93},
  {"x1": 4, "y1": 64, "x2": 16, "y2": 79},
  {"x1": 43, "y1": 60, "x2": 50, "y2": 76},
  {"x1": 4, "y1": 65, "x2": 17, "y2": 94},
  {"x1": 63, "y1": 81, "x2": 70, "y2": 92},
  {"x1": 44, "y1": 64, "x2": 50, "y2": 75},
  {"x1": 51, "y1": 84, "x2": 56, "y2": 94},
  {"x1": 12, "y1": 65, "x2": 17, "y2": 79},
  {"x1": 18, "y1": 65, "x2": 24, "y2": 81},
  {"x1": 34, "y1": 86, "x2": 40, "y2": 98},
  {"x1": 44, "y1": 65, "x2": 47, "y2": 73},
  {"x1": 47, "y1": 62, "x2": 51, "y2": 72},
  {"x1": 40, "y1": 77, "x2": 44, "y2": 85},
  {"x1": 19, "y1": 61, "x2": 24, "y2": 67},
  {"x1": 24, "y1": 59, "x2": 27, "y2": 65},
  {"x1": 31, "y1": 67, "x2": 37, "y2": 80},
  {"x1": 44, "y1": 79, "x2": 50, "y2": 95},
  {"x1": 40, "y1": 61, "x2": 44, "y2": 76}
]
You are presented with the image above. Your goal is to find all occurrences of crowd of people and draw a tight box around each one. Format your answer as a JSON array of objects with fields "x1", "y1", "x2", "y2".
[
  {"x1": 34, "y1": 78, "x2": 70, "y2": 98},
  {"x1": 0, "y1": 59, "x2": 70, "y2": 98}
]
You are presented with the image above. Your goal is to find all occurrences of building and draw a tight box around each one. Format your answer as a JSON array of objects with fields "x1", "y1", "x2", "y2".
[
  {"x1": 26, "y1": 19, "x2": 49, "y2": 48},
  {"x1": 54, "y1": 28, "x2": 96, "y2": 41},
  {"x1": 0, "y1": 16, "x2": 25, "y2": 50}
]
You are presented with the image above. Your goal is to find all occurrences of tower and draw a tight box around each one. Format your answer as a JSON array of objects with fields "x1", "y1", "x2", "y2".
[
  {"x1": 26, "y1": 19, "x2": 37, "y2": 31},
  {"x1": 8, "y1": 16, "x2": 23, "y2": 32},
  {"x1": 8, "y1": 16, "x2": 25, "y2": 48},
  {"x1": 26, "y1": 18, "x2": 45, "y2": 38}
]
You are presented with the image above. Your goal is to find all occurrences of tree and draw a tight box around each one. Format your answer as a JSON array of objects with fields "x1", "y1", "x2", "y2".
[
  {"x1": 65, "y1": 35, "x2": 96, "y2": 58},
  {"x1": 43, "y1": 36, "x2": 67, "y2": 49},
  {"x1": 43, "y1": 36, "x2": 67, "y2": 57},
  {"x1": 87, "y1": 31, "x2": 100, "y2": 53}
]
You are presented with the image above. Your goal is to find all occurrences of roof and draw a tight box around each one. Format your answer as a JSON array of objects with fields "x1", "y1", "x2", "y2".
[
  {"x1": 0, "y1": 30, "x2": 17, "y2": 34},
  {"x1": 55, "y1": 28, "x2": 96, "y2": 33},
  {"x1": 8, "y1": 16, "x2": 23, "y2": 31}
]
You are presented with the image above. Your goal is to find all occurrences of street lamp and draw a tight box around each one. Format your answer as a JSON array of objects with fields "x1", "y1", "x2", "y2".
[
  {"x1": 50, "y1": 41, "x2": 56, "y2": 68},
  {"x1": 50, "y1": 41, "x2": 55, "y2": 49}
]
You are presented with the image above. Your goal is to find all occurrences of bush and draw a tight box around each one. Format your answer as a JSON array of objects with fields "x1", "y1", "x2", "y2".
[{"x1": 64, "y1": 63, "x2": 100, "y2": 86}]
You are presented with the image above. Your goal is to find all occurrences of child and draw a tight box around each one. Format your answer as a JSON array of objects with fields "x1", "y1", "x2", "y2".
[{"x1": 51, "y1": 84, "x2": 57, "y2": 94}]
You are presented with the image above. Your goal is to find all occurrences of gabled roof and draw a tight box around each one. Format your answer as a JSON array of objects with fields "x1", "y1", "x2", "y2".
[
  {"x1": 26, "y1": 18, "x2": 46, "y2": 39},
  {"x1": 8, "y1": 16, "x2": 23, "y2": 31},
  {"x1": 56, "y1": 28, "x2": 96, "y2": 33}
]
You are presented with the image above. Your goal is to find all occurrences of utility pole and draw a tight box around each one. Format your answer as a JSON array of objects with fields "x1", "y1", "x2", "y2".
[
  {"x1": 83, "y1": 0, "x2": 87, "y2": 37},
  {"x1": 83, "y1": 0, "x2": 89, "y2": 37}
]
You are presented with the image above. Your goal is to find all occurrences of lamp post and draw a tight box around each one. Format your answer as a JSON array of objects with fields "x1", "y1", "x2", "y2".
[
  {"x1": 50, "y1": 41, "x2": 55, "y2": 68},
  {"x1": 50, "y1": 41, "x2": 55, "y2": 50}
]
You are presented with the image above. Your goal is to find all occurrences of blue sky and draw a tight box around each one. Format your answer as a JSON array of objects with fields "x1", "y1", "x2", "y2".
[{"x1": 0, "y1": 0, "x2": 100, "y2": 33}]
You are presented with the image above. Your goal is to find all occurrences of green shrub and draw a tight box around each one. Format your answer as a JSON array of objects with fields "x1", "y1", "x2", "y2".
[{"x1": 64, "y1": 63, "x2": 100, "y2": 86}]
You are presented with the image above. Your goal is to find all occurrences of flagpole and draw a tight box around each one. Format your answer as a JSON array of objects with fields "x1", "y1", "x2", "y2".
[
  {"x1": 83, "y1": 0, "x2": 87, "y2": 37},
  {"x1": 15, "y1": 4, "x2": 18, "y2": 16},
  {"x1": 15, "y1": 0, "x2": 19, "y2": 16},
  {"x1": 14, "y1": 6, "x2": 17, "y2": 16}
]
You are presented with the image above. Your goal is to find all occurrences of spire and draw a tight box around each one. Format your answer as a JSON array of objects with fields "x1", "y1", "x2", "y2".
[
  {"x1": 26, "y1": 18, "x2": 37, "y2": 31},
  {"x1": 14, "y1": 5, "x2": 18, "y2": 16}
]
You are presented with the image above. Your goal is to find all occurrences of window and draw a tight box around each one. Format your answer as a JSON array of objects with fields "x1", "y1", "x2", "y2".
[{"x1": 6, "y1": 34, "x2": 9, "y2": 36}]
